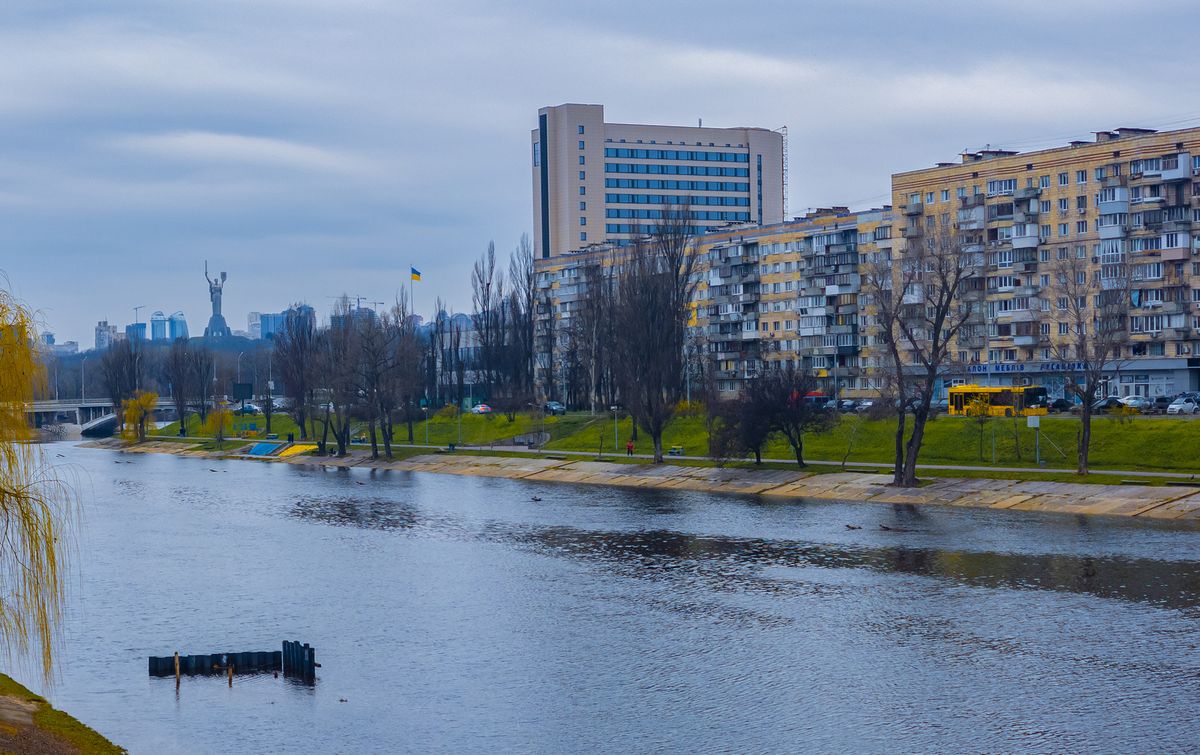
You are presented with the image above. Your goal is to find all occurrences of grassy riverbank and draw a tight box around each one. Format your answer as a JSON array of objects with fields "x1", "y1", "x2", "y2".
[
  {"x1": 156, "y1": 408, "x2": 1200, "y2": 475},
  {"x1": 0, "y1": 673, "x2": 121, "y2": 753}
]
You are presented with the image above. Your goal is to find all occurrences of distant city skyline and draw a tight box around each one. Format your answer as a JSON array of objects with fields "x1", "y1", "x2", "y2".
[{"x1": 5, "y1": 1, "x2": 1197, "y2": 343}]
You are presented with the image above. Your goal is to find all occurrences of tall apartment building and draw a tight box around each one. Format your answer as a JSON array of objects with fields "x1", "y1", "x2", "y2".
[
  {"x1": 150, "y1": 311, "x2": 168, "y2": 341},
  {"x1": 94, "y1": 320, "x2": 118, "y2": 351},
  {"x1": 892, "y1": 125, "x2": 1200, "y2": 398},
  {"x1": 531, "y1": 103, "x2": 786, "y2": 259},
  {"x1": 533, "y1": 208, "x2": 892, "y2": 401}
]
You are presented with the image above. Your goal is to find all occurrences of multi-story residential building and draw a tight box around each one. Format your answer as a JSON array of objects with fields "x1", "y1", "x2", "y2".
[
  {"x1": 94, "y1": 320, "x2": 118, "y2": 351},
  {"x1": 533, "y1": 207, "x2": 892, "y2": 401},
  {"x1": 531, "y1": 103, "x2": 786, "y2": 259},
  {"x1": 892, "y1": 125, "x2": 1200, "y2": 398},
  {"x1": 124, "y1": 322, "x2": 147, "y2": 342}
]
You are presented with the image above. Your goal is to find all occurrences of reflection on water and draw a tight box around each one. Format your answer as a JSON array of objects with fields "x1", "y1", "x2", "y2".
[{"x1": 27, "y1": 444, "x2": 1200, "y2": 753}]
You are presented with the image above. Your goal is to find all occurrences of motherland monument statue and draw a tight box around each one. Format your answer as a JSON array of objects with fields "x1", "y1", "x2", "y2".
[{"x1": 203, "y1": 261, "x2": 232, "y2": 339}]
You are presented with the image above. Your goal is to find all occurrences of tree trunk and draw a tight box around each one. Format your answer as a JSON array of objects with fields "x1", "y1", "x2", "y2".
[
  {"x1": 901, "y1": 410, "x2": 929, "y2": 487},
  {"x1": 753, "y1": 447, "x2": 762, "y2": 465},
  {"x1": 381, "y1": 417, "x2": 393, "y2": 459},
  {"x1": 792, "y1": 436, "x2": 806, "y2": 468},
  {"x1": 319, "y1": 406, "x2": 330, "y2": 455},
  {"x1": 297, "y1": 408, "x2": 308, "y2": 440},
  {"x1": 368, "y1": 418, "x2": 378, "y2": 459},
  {"x1": 178, "y1": 411, "x2": 187, "y2": 437},
  {"x1": 892, "y1": 411, "x2": 907, "y2": 486},
  {"x1": 652, "y1": 433, "x2": 663, "y2": 463},
  {"x1": 406, "y1": 413, "x2": 414, "y2": 442},
  {"x1": 1077, "y1": 410, "x2": 1091, "y2": 475}
]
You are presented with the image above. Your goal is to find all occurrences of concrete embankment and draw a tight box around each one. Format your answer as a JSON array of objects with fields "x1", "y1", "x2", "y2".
[{"x1": 81, "y1": 438, "x2": 1200, "y2": 522}]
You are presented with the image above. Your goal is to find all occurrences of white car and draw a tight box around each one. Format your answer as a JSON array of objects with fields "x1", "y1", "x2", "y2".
[{"x1": 1166, "y1": 397, "x2": 1199, "y2": 415}]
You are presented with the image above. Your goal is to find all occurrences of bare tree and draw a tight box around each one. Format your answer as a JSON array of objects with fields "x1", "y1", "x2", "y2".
[
  {"x1": 753, "y1": 366, "x2": 836, "y2": 467},
  {"x1": 188, "y1": 344, "x2": 214, "y2": 425},
  {"x1": 1044, "y1": 254, "x2": 1129, "y2": 474},
  {"x1": 613, "y1": 209, "x2": 698, "y2": 462},
  {"x1": 864, "y1": 219, "x2": 977, "y2": 486},
  {"x1": 100, "y1": 339, "x2": 142, "y2": 429},
  {"x1": 273, "y1": 304, "x2": 316, "y2": 439},
  {"x1": 163, "y1": 339, "x2": 192, "y2": 436}
]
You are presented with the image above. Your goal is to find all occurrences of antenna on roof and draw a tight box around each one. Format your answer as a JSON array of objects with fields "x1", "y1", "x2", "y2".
[{"x1": 698, "y1": 117, "x2": 702, "y2": 128}]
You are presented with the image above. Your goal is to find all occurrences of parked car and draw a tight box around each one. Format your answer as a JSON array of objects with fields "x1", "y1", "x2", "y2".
[
  {"x1": 1152, "y1": 395, "x2": 1174, "y2": 414},
  {"x1": 1167, "y1": 397, "x2": 1200, "y2": 415},
  {"x1": 1075, "y1": 397, "x2": 1123, "y2": 414},
  {"x1": 471, "y1": 403, "x2": 493, "y2": 415},
  {"x1": 838, "y1": 399, "x2": 859, "y2": 413},
  {"x1": 1048, "y1": 398, "x2": 1073, "y2": 413},
  {"x1": 855, "y1": 399, "x2": 875, "y2": 413},
  {"x1": 233, "y1": 403, "x2": 261, "y2": 416},
  {"x1": 1120, "y1": 396, "x2": 1154, "y2": 413},
  {"x1": 543, "y1": 401, "x2": 566, "y2": 416},
  {"x1": 932, "y1": 398, "x2": 949, "y2": 414}
]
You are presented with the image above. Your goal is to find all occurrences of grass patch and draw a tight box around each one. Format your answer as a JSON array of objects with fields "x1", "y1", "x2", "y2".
[{"x1": 0, "y1": 673, "x2": 122, "y2": 753}]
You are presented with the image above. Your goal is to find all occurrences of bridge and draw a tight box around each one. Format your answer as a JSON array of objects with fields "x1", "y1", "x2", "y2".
[{"x1": 27, "y1": 398, "x2": 177, "y2": 436}]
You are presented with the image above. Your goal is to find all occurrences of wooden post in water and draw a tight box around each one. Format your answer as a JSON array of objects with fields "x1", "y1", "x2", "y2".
[
  {"x1": 174, "y1": 651, "x2": 180, "y2": 688},
  {"x1": 228, "y1": 663, "x2": 233, "y2": 687}
]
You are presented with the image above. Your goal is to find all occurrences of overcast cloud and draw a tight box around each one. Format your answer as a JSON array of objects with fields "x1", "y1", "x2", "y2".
[{"x1": 3, "y1": 0, "x2": 1198, "y2": 343}]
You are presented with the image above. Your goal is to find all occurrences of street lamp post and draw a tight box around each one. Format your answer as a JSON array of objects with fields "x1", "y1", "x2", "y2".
[
  {"x1": 423, "y1": 406, "x2": 429, "y2": 446},
  {"x1": 237, "y1": 352, "x2": 244, "y2": 383},
  {"x1": 611, "y1": 405, "x2": 619, "y2": 454},
  {"x1": 81, "y1": 356, "x2": 88, "y2": 401}
]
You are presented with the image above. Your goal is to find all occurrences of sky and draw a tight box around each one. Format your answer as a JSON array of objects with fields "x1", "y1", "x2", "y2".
[{"x1": 4, "y1": 0, "x2": 1199, "y2": 345}]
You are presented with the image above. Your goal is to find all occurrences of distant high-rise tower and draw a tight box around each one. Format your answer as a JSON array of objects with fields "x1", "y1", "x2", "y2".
[
  {"x1": 125, "y1": 322, "x2": 147, "y2": 342},
  {"x1": 248, "y1": 312, "x2": 262, "y2": 340},
  {"x1": 94, "y1": 320, "x2": 118, "y2": 350},
  {"x1": 150, "y1": 311, "x2": 168, "y2": 341},
  {"x1": 168, "y1": 311, "x2": 189, "y2": 340}
]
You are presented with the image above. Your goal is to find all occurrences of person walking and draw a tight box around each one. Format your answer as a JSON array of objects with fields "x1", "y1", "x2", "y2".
[{"x1": 626, "y1": 440, "x2": 634, "y2": 457}]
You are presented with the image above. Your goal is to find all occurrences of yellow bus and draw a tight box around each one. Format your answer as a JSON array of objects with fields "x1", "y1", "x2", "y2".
[{"x1": 947, "y1": 384, "x2": 1049, "y2": 417}]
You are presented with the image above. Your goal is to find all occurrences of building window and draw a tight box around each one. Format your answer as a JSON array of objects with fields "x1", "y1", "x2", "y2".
[
  {"x1": 579, "y1": 156, "x2": 585, "y2": 165},
  {"x1": 1040, "y1": 200, "x2": 1051, "y2": 212},
  {"x1": 579, "y1": 171, "x2": 585, "y2": 180},
  {"x1": 956, "y1": 187, "x2": 966, "y2": 199},
  {"x1": 940, "y1": 189, "x2": 949, "y2": 202},
  {"x1": 579, "y1": 232, "x2": 587, "y2": 241},
  {"x1": 1039, "y1": 175, "x2": 1050, "y2": 189},
  {"x1": 1058, "y1": 223, "x2": 1069, "y2": 237},
  {"x1": 579, "y1": 186, "x2": 586, "y2": 195},
  {"x1": 1058, "y1": 198, "x2": 1068, "y2": 212},
  {"x1": 1076, "y1": 195, "x2": 1087, "y2": 210},
  {"x1": 1076, "y1": 170, "x2": 1087, "y2": 184},
  {"x1": 578, "y1": 125, "x2": 584, "y2": 134},
  {"x1": 1040, "y1": 249, "x2": 1050, "y2": 261},
  {"x1": 579, "y1": 201, "x2": 586, "y2": 211},
  {"x1": 579, "y1": 217, "x2": 586, "y2": 226},
  {"x1": 926, "y1": 191, "x2": 935, "y2": 204},
  {"x1": 1058, "y1": 172, "x2": 1069, "y2": 186},
  {"x1": 578, "y1": 140, "x2": 585, "y2": 149},
  {"x1": 1077, "y1": 220, "x2": 1088, "y2": 233}
]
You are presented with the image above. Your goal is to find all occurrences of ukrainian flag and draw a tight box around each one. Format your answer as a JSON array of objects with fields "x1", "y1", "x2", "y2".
[{"x1": 410, "y1": 267, "x2": 422, "y2": 281}]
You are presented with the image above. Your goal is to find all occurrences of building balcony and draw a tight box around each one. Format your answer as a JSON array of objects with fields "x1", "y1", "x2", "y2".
[
  {"x1": 901, "y1": 202, "x2": 924, "y2": 216},
  {"x1": 1011, "y1": 232, "x2": 1040, "y2": 249},
  {"x1": 1162, "y1": 247, "x2": 1190, "y2": 262},
  {"x1": 901, "y1": 225, "x2": 924, "y2": 238},
  {"x1": 960, "y1": 194, "x2": 986, "y2": 208},
  {"x1": 1014, "y1": 186, "x2": 1042, "y2": 200},
  {"x1": 1013, "y1": 335, "x2": 1040, "y2": 346},
  {"x1": 1013, "y1": 210, "x2": 1039, "y2": 224},
  {"x1": 996, "y1": 309, "x2": 1037, "y2": 322},
  {"x1": 1098, "y1": 223, "x2": 1127, "y2": 240}
]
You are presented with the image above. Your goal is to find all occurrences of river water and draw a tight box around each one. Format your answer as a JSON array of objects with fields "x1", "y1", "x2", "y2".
[{"x1": 16, "y1": 443, "x2": 1200, "y2": 752}]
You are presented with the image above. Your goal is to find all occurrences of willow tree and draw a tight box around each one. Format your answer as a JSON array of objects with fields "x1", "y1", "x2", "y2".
[{"x1": 0, "y1": 288, "x2": 70, "y2": 680}]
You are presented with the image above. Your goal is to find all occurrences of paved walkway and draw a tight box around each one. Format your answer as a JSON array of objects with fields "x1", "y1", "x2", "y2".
[{"x1": 87, "y1": 439, "x2": 1200, "y2": 522}]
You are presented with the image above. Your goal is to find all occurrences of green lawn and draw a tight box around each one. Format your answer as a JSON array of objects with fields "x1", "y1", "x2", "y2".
[
  {"x1": 154, "y1": 409, "x2": 598, "y2": 449},
  {"x1": 153, "y1": 408, "x2": 1200, "y2": 475},
  {"x1": 545, "y1": 411, "x2": 1200, "y2": 474},
  {"x1": 0, "y1": 673, "x2": 122, "y2": 753}
]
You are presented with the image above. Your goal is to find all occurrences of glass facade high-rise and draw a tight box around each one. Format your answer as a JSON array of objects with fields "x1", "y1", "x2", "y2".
[
  {"x1": 168, "y1": 312, "x2": 189, "y2": 340},
  {"x1": 531, "y1": 104, "x2": 786, "y2": 259},
  {"x1": 150, "y1": 311, "x2": 168, "y2": 341}
]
